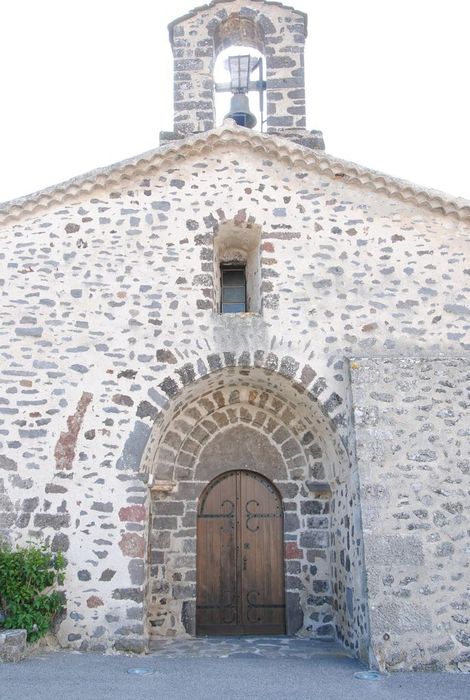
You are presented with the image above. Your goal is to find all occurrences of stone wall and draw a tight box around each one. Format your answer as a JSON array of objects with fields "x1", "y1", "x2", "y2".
[
  {"x1": 0, "y1": 630, "x2": 27, "y2": 663},
  {"x1": 351, "y1": 357, "x2": 470, "y2": 672},
  {"x1": 0, "y1": 132, "x2": 468, "y2": 664}
]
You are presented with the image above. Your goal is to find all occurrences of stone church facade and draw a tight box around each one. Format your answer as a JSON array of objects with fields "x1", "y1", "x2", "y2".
[{"x1": 0, "y1": 0, "x2": 469, "y2": 673}]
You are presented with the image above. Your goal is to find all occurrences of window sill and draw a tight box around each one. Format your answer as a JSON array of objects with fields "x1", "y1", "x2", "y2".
[{"x1": 214, "y1": 311, "x2": 261, "y2": 318}]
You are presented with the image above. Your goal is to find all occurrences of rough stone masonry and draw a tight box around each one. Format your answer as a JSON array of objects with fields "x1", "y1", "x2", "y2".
[{"x1": 0, "y1": 0, "x2": 469, "y2": 673}]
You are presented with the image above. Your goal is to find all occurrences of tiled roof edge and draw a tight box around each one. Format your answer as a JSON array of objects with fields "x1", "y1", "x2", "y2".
[{"x1": 1, "y1": 123, "x2": 469, "y2": 225}]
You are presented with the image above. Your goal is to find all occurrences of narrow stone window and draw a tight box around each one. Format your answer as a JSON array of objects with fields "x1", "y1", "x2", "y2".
[
  {"x1": 214, "y1": 220, "x2": 261, "y2": 314},
  {"x1": 220, "y1": 264, "x2": 247, "y2": 313}
]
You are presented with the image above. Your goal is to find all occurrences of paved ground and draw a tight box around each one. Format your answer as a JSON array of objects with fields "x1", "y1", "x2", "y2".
[
  {"x1": 148, "y1": 634, "x2": 350, "y2": 659},
  {"x1": 1, "y1": 636, "x2": 469, "y2": 700}
]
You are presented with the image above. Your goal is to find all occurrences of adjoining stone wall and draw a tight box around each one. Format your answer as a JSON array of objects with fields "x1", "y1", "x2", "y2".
[
  {"x1": 351, "y1": 357, "x2": 470, "y2": 672},
  {"x1": 168, "y1": 0, "x2": 308, "y2": 134}
]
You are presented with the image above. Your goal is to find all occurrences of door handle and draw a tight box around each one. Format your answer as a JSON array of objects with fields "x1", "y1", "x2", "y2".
[{"x1": 243, "y1": 555, "x2": 247, "y2": 571}]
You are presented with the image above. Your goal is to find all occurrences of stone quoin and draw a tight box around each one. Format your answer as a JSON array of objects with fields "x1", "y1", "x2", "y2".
[{"x1": 0, "y1": 0, "x2": 469, "y2": 673}]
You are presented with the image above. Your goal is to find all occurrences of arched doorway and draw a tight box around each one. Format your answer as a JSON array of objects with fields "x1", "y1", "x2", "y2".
[
  {"x1": 142, "y1": 359, "x2": 368, "y2": 655},
  {"x1": 196, "y1": 470, "x2": 285, "y2": 635}
]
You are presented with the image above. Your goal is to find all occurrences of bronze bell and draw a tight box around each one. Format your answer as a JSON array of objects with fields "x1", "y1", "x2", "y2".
[{"x1": 225, "y1": 93, "x2": 257, "y2": 129}]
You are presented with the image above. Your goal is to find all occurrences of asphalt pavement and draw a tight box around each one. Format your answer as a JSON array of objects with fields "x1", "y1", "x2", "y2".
[{"x1": 1, "y1": 646, "x2": 469, "y2": 700}]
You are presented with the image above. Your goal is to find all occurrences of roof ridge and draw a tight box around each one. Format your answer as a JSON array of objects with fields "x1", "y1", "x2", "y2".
[{"x1": 1, "y1": 123, "x2": 469, "y2": 225}]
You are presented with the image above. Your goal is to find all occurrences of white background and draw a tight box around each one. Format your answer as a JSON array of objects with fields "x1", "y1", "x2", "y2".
[{"x1": 1, "y1": 0, "x2": 469, "y2": 202}]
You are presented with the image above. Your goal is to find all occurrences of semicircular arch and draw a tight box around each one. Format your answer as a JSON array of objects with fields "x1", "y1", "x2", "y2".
[{"x1": 139, "y1": 352, "x2": 350, "y2": 485}]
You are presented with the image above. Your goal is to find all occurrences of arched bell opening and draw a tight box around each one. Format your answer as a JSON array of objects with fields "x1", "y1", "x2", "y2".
[{"x1": 213, "y1": 15, "x2": 266, "y2": 130}]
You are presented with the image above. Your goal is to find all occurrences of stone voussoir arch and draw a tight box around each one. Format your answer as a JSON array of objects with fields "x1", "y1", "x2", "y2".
[
  {"x1": 139, "y1": 349, "x2": 349, "y2": 482},
  {"x1": 154, "y1": 385, "x2": 323, "y2": 482},
  {"x1": 175, "y1": 403, "x2": 312, "y2": 482}
]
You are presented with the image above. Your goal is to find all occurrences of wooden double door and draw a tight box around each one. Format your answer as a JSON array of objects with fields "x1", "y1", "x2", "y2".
[{"x1": 196, "y1": 470, "x2": 285, "y2": 635}]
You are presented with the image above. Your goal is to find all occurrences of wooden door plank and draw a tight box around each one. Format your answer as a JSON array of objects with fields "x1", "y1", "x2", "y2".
[
  {"x1": 239, "y1": 471, "x2": 285, "y2": 635},
  {"x1": 196, "y1": 471, "x2": 237, "y2": 634}
]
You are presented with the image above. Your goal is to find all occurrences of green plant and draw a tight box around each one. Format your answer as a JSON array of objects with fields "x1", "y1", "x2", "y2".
[{"x1": 0, "y1": 542, "x2": 66, "y2": 642}]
